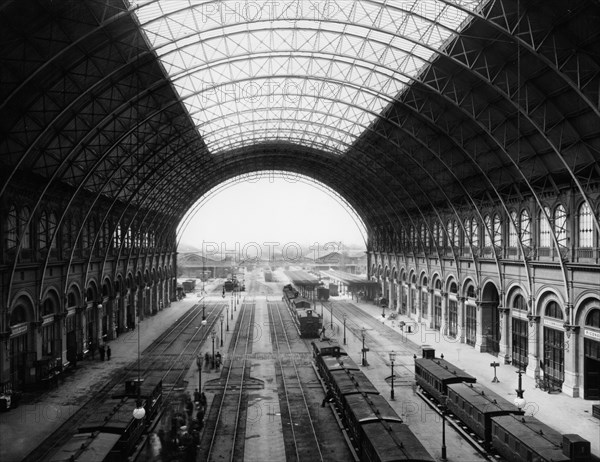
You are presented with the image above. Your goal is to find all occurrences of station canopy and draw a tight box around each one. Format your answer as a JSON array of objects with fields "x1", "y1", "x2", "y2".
[{"x1": 134, "y1": 0, "x2": 487, "y2": 155}]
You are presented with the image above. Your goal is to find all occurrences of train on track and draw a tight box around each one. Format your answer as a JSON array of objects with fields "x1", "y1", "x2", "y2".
[
  {"x1": 283, "y1": 284, "x2": 323, "y2": 338},
  {"x1": 312, "y1": 340, "x2": 434, "y2": 462},
  {"x1": 49, "y1": 372, "x2": 163, "y2": 462},
  {"x1": 414, "y1": 347, "x2": 591, "y2": 462}
]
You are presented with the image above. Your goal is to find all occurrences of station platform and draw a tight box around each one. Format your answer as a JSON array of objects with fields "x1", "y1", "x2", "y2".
[
  {"x1": 0, "y1": 293, "x2": 201, "y2": 462},
  {"x1": 341, "y1": 295, "x2": 600, "y2": 458}
]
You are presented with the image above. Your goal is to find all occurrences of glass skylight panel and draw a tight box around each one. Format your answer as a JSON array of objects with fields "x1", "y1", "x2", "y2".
[{"x1": 133, "y1": 0, "x2": 487, "y2": 155}]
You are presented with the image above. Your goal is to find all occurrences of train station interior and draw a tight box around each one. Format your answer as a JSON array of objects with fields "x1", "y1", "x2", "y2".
[{"x1": 1, "y1": 1, "x2": 599, "y2": 461}]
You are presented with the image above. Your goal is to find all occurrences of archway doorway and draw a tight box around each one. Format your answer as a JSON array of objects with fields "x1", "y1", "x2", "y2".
[{"x1": 480, "y1": 282, "x2": 500, "y2": 355}]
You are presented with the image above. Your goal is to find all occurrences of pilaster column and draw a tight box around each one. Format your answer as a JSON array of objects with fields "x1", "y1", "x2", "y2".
[
  {"x1": 562, "y1": 325, "x2": 580, "y2": 397},
  {"x1": 498, "y1": 307, "x2": 510, "y2": 362},
  {"x1": 441, "y1": 291, "x2": 448, "y2": 336},
  {"x1": 526, "y1": 314, "x2": 540, "y2": 379},
  {"x1": 427, "y1": 288, "x2": 434, "y2": 329},
  {"x1": 475, "y1": 301, "x2": 485, "y2": 351},
  {"x1": 459, "y1": 297, "x2": 466, "y2": 343},
  {"x1": 416, "y1": 286, "x2": 422, "y2": 322}
]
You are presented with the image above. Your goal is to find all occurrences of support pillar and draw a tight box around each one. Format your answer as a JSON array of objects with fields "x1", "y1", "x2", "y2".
[
  {"x1": 475, "y1": 301, "x2": 485, "y2": 352},
  {"x1": 498, "y1": 307, "x2": 510, "y2": 362},
  {"x1": 526, "y1": 315, "x2": 540, "y2": 379},
  {"x1": 562, "y1": 326, "x2": 580, "y2": 397}
]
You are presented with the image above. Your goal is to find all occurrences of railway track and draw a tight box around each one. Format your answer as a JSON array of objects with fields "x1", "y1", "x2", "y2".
[
  {"x1": 25, "y1": 300, "x2": 223, "y2": 462},
  {"x1": 200, "y1": 298, "x2": 256, "y2": 462},
  {"x1": 268, "y1": 300, "x2": 325, "y2": 462}
]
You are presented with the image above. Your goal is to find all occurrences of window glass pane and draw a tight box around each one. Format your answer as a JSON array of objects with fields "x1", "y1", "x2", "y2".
[
  {"x1": 493, "y1": 214, "x2": 502, "y2": 247},
  {"x1": 520, "y1": 209, "x2": 531, "y2": 246},
  {"x1": 539, "y1": 206, "x2": 551, "y2": 247},
  {"x1": 509, "y1": 211, "x2": 518, "y2": 247},
  {"x1": 578, "y1": 202, "x2": 593, "y2": 247},
  {"x1": 484, "y1": 215, "x2": 492, "y2": 247},
  {"x1": 554, "y1": 205, "x2": 567, "y2": 247},
  {"x1": 6, "y1": 206, "x2": 17, "y2": 249},
  {"x1": 471, "y1": 218, "x2": 479, "y2": 247}
]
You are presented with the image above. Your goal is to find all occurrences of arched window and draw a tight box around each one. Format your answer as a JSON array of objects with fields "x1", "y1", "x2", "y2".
[
  {"x1": 421, "y1": 223, "x2": 428, "y2": 248},
  {"x1": 509, "y1": 211, "x2": 518, "y2": 247},
  {"x1": 114, "y1": 223, "x2": 122, "y2": 248},
  {"x1": 513, "y1": 294, "x2": 527, "y2": 311},
  {"x1": 578, "y1": 202, "x2": 594, "y2": 248},
  {"x1": 471, "y1": 217, "x2": 479, "y2": 247},
  {"x1": 39, "y1": 210, "x2": 49, "y2": 249},
  {"x1": 539, "y1": 206, "x2": 551, "y2": 247},
  {"x1": 49, "y1": 212, "x2": 57, "y2": 250},
  {"x1": 520, "y1": 209, "x2": 531, "y2": 247},
  {"x1": 6, "y1": 205, "x2": 17, "y2": 249},
  {"x1": 452, "y1": 220, "x2": 459, "y2": 247},
  {"x1": 484, "y1": 215, "x2": 492, "y2": 247},
  {"x1": 586, "y1": 309, "x2": 600, "y2": 328},
  {"x1": 493, "y1": 214, "x2": 502, "y2": 247},
  {"x1": 463, "y1": 218, "x2": 471, "y2": 247},
  {"x1": 554, "y1": 204, "x2": 567, "y2": 248},
  {"x1": 20, "y1": 207, "x2": 31, "y2": 249},
  {"x1": 437, "y1": 221, "x2": 444, "y2": 247},
  {"x1": 545, "y1": 301, "x2": 563, "y2": 320}
]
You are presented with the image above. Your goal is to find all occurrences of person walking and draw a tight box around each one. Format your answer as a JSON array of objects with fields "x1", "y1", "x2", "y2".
[
  {"x1": 99, "y1": 344, "x2": 105, "y2": 361},
  {"x1": 106, "y1": 345, "x2": 111, "y2": 360},
  {"x1": 89, "y1": 341, "x2": 96, "y2": 360}
]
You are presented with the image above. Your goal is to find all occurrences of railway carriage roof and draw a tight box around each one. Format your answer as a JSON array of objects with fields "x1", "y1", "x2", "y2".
[
  {"x1": 331, "y1": 369, "x2": 380, "y2": 395},
  {"x1": 447, "y1": 382, "x2": 517, "y2": 412},
  {"x1": 1, "y1": 1, "x2": 599, "y2": 256},
  {"x1": 345, "y1": 393, "x2": 403, "y2": 423},
  {"x1": 361, "y1": 421, "x2": 435, "y2": 462},
  {"x1": 415, "y1": 358, "x2": 476, "y2": 382}
]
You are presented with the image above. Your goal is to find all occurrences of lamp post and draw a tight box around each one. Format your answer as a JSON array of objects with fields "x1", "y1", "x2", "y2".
[
  {"x1": 226, "y1": 305, "x2": 229, "y2": 331},
  {"x1": 132, "y1": 313, "x2": 145, "y2": 421},
  {"x1": 361, "y1": 327, "x2": 368, "y2": 366},
  {"x1": 202, "y1": 301, "x2": 207, "y2": 326},
  {"x1": 342, "y1": 313, "x2": 347, "y2": 345},
  {"x1": 389, "y1": 350, "x2": 396, "y2": 400},
  {"x1": 514, "y1": 369, "x2": 527, "y2": 411},
  {"x1": 441, "y1": 395, "x2": 447, "y2": 461},
  {"x1": 211, "y1": 329, "x2": 216, "y2": 369},
  {"x1": 330, "y1": 303, "x2": 333, "y2": 330},
  {"x1": 220, "y1": 314, "x2": 224, "y2": 347}
]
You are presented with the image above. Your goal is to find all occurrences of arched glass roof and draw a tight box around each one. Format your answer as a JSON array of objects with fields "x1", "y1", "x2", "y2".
[{"x1": 133, "y1": 0, "x2": 488, "y2": 155}]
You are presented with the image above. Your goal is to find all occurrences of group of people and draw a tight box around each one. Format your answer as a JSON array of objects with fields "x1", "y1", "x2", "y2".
[{"x1": 89, "y1": 341, "x2": 111, "y2": 361}]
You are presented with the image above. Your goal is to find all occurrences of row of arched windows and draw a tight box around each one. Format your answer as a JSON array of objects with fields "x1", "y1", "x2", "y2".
[
  {"x1": 396, "y1": 201, "x2": 597, "y2": 254},
  {"x1": 4, "y1": 205, "x2": 167, "y2": 256}
]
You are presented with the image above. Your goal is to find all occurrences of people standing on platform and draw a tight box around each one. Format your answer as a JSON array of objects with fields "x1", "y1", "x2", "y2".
[
  {"x1": 99, "y1": 344, "x2": 105, "y2": 361},
  {"x1": 185, "y1": 397, "x2": 194, "y2": 422},
  {"x1": 106, "y1": 346, "x2": 111, "y2": 360}
]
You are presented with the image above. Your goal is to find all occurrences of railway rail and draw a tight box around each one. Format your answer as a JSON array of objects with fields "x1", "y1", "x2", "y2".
[
  {"x1": 200, "y1": 299, "x2": 255, "y2": 462},
  {"x1": 268, "y1": 300, "x2": 324, "y2": 462}
]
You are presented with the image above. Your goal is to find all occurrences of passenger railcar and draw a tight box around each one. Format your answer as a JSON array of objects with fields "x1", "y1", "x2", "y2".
[
  {"x1": 77, "y1": 396, "x2": 146, "y2": 459},
  {"x1": 414, "y1": 347, "x2": 476, "y2": 403},
  {"x1": 446, "y1": 382, "x2": 523, "y2": 448},
  {"x1": 414, "y1": 347, "x2": 591, "y2": 462},
  {"x1": 51, "y1": 373, "x2": 164, "y2": 462},
  {"x1": 361, "y1": 421, "x2": 435, "y2": 462},
  {"x1": 490, "y1": 415, "x2": 589, "y2": 462},
  {"x1": 312, "y1": 341, "x2": 434, "y2": 462}
]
